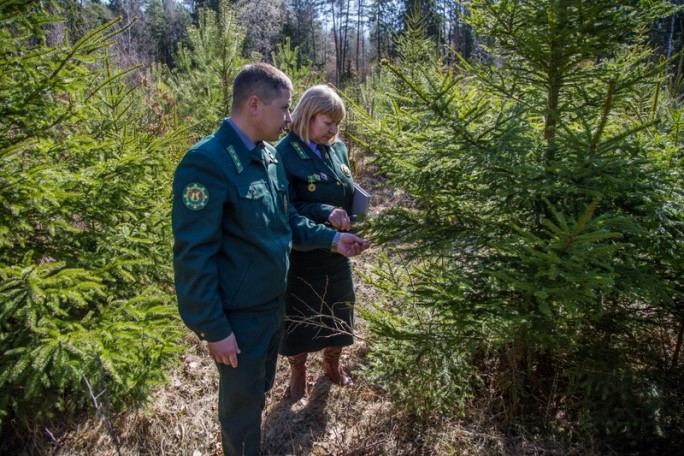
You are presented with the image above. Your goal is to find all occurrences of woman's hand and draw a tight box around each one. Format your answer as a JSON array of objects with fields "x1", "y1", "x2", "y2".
[{"x1": 328, "y1": 207, "x2": 351, "y2": 231}]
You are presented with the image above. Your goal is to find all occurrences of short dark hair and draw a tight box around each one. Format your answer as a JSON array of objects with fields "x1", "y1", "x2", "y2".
[{"x1": 231, "y1": 63, "x2": 293, "y2": 111}]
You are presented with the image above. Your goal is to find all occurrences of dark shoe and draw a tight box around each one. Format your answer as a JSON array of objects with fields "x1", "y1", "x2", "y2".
[
  {"x1": 287, "y1": 353, "x2": 308, "y2": 401},
  {"x1": 322, "y1": 347, "x2": 352, "y2": 386}
]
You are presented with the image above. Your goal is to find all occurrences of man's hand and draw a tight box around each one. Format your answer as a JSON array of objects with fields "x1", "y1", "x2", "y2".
[
  {"x1": 328, "y1": 207, "x2": 351, "y2": 231},
  {"x1": 336, "y1": 232, "x2": 370, "y2": 257},
  {"x1": 207, "y1": 333, "x2": 241, "y2": 368}
]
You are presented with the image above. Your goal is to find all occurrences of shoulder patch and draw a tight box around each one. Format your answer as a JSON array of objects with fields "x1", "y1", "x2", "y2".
[{"x1": 183, "y1": 183, "x2": 209, "y2": 210}]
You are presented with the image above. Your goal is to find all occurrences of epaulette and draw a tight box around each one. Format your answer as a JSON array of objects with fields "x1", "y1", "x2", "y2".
[
  {"x1": 291, "y1": 141, "x2": 311, "y2": 160},
  {"x1": 226, "y1": 145, "x2": 244, "y2": 173}
]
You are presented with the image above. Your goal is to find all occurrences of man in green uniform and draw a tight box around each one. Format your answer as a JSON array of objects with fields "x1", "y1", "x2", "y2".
[{"x1": 171, "y1": 63, "x2": 368, "y2": 456}]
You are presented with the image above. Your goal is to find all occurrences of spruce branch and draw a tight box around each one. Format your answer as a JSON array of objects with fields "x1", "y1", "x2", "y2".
[
  {"x1": 589, "y1": 79, "x2": 617, "y2": 155},
  {"x1": 48, "y1": 17, "x2": 123, "y2": 82},
  {"x1": 381, "y1": 59, "x2": 484, "y2": 150}
]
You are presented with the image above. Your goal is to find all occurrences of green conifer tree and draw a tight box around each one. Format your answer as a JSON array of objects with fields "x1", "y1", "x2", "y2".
[
  {"x1": 0, "y1": 0, "x2": 187, "y2": 431},
  {"x1": 165, "y1": 0, "x2": 324, "y2": 139},
  {"x1": 167, "y1": 0, "x2": 247, "y2": 137},
  {"x1": 352, "y1": 0, "x2": 683, "y2": 447}
]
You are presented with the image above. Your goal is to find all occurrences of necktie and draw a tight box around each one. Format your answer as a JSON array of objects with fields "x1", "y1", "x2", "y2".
[{"x1": 316, "y1": 144, "x2": 330, "y2": 161}]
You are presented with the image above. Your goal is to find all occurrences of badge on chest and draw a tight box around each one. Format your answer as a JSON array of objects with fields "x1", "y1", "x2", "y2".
[{"x1": 307, "y1": 174, "x2": 319, "y2": 192}]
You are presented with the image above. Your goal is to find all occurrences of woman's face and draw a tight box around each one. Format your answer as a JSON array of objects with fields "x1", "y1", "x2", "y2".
[{"x1": 308, "y1": 113, "x2": 340, "y2": 145}]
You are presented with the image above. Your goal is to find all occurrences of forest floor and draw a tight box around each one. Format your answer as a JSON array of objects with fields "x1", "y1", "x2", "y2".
[
  {"x1": 10, "y1": 159, "x2": 588, "y2": 456},
  {"x1": 26, "y1": 252, "x2": 522, "y2": 456},
  {"x1": 19, "y1": 257, "x2": 579, "y2": 456}
]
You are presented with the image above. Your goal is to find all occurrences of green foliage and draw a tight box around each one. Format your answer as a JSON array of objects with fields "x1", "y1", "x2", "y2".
[
  {"x1": 272, "y1": 36, "x2": 324, "y2": 102},
  {"x1": 145, "y1": 0, "x2": 191, "y2": 66},
  {"x1": 167, "y1": 0, "x2": 247, "y2": 136},
  {"x1": 358, "y1": 251, "x2": 483, "y2": 417},
  {"x1": 166, "y1": 0, "x2": 326, "y2": 141},
  {"x1": 353, "y1": 0, "x2": 684, "y2": 447},
  {"x1": 0, "y1": 0, "x2": 187, "y2": 427},
  {"x1": 57, "y1": 0, "x2": 114, "y2": 44}
]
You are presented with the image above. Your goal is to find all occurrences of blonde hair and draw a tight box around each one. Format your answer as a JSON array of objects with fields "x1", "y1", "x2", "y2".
[{"x1": 290, "y1": 85, "x2": 346, "y2": 143}]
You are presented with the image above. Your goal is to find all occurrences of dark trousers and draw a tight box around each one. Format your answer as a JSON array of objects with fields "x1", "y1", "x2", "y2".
[{"x1": 217, "y1": 297, "x2": 284, "y2": 456}]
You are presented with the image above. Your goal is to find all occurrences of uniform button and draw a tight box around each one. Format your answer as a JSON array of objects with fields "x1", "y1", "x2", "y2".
[{"x1": 336, "y1": 181, "x2": 341, "y2": 186}]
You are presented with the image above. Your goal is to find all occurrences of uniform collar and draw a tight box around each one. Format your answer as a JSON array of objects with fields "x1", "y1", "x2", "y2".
[
  {"x1": 227, "y1": 117, "x2": 256, "y2": 151},
  {"x1": 217, "y1": 118, "x2": 278, "y2": 173},
  {"x1": 307, "y1": 141, "x2": 320, "y2": 157}
]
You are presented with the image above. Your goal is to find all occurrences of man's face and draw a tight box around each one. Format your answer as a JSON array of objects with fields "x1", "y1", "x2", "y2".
[{"x1": 257, "y1": 88, "x2": 292, "y2": 143}]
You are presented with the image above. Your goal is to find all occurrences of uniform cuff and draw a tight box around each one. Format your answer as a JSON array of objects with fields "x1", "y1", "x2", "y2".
[
  {"x1": 330, "y1": 232, "x2": 340, "y2": 252},
  {"x1": 196, "y1": 321, "x2": 232, "y2": 343}
]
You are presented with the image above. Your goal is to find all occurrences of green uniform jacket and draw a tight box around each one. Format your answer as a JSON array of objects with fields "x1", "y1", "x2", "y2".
[
  {"x1": 172, "y1": 120, "x2": 336, "y2": 343},
  {"x1": 276, "y1": 132, "x2": 356, "y2": 355},
  {"x1": 277, "y1": 132, "x2": 354, "y2": 229}
]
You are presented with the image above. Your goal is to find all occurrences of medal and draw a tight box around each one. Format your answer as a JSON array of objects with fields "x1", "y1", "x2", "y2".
[{"x1": 307, "y1": 175, "x2": 318, "y2": 192}]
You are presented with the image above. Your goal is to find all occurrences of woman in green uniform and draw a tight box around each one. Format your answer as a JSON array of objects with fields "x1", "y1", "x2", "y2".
[{"x1": 277, "y1": 85, "x2": 356, "y2": 402}]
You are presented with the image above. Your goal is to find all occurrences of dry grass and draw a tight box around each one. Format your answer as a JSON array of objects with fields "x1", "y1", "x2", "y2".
[
  {"x1": 14, "y1": 273, "x2": 494, "y2": 456},
  {"x1": 8, "y1": 254, "x2": 534, "y2": 456},
  {"x1": 3, "y1": 153, "x2": 577, "y2": 456}
]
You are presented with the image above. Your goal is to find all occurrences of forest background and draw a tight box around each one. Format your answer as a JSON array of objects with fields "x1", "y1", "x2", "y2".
[{"x1": 1, "y1": 0, "x2": 684, "y2": 454}]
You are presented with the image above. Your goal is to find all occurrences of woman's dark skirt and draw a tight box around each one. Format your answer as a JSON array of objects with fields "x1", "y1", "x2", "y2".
[{"x1": 279, "y1": 249, "x2": 355, "y2": 356}]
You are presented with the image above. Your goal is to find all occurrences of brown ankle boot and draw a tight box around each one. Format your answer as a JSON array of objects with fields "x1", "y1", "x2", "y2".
[
  {"x1": 287, "y1": 353, "x2": 308, "y2": 401},
  {"x1": 322, "y1": 347, "x2": 352, "y2": 386}
]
